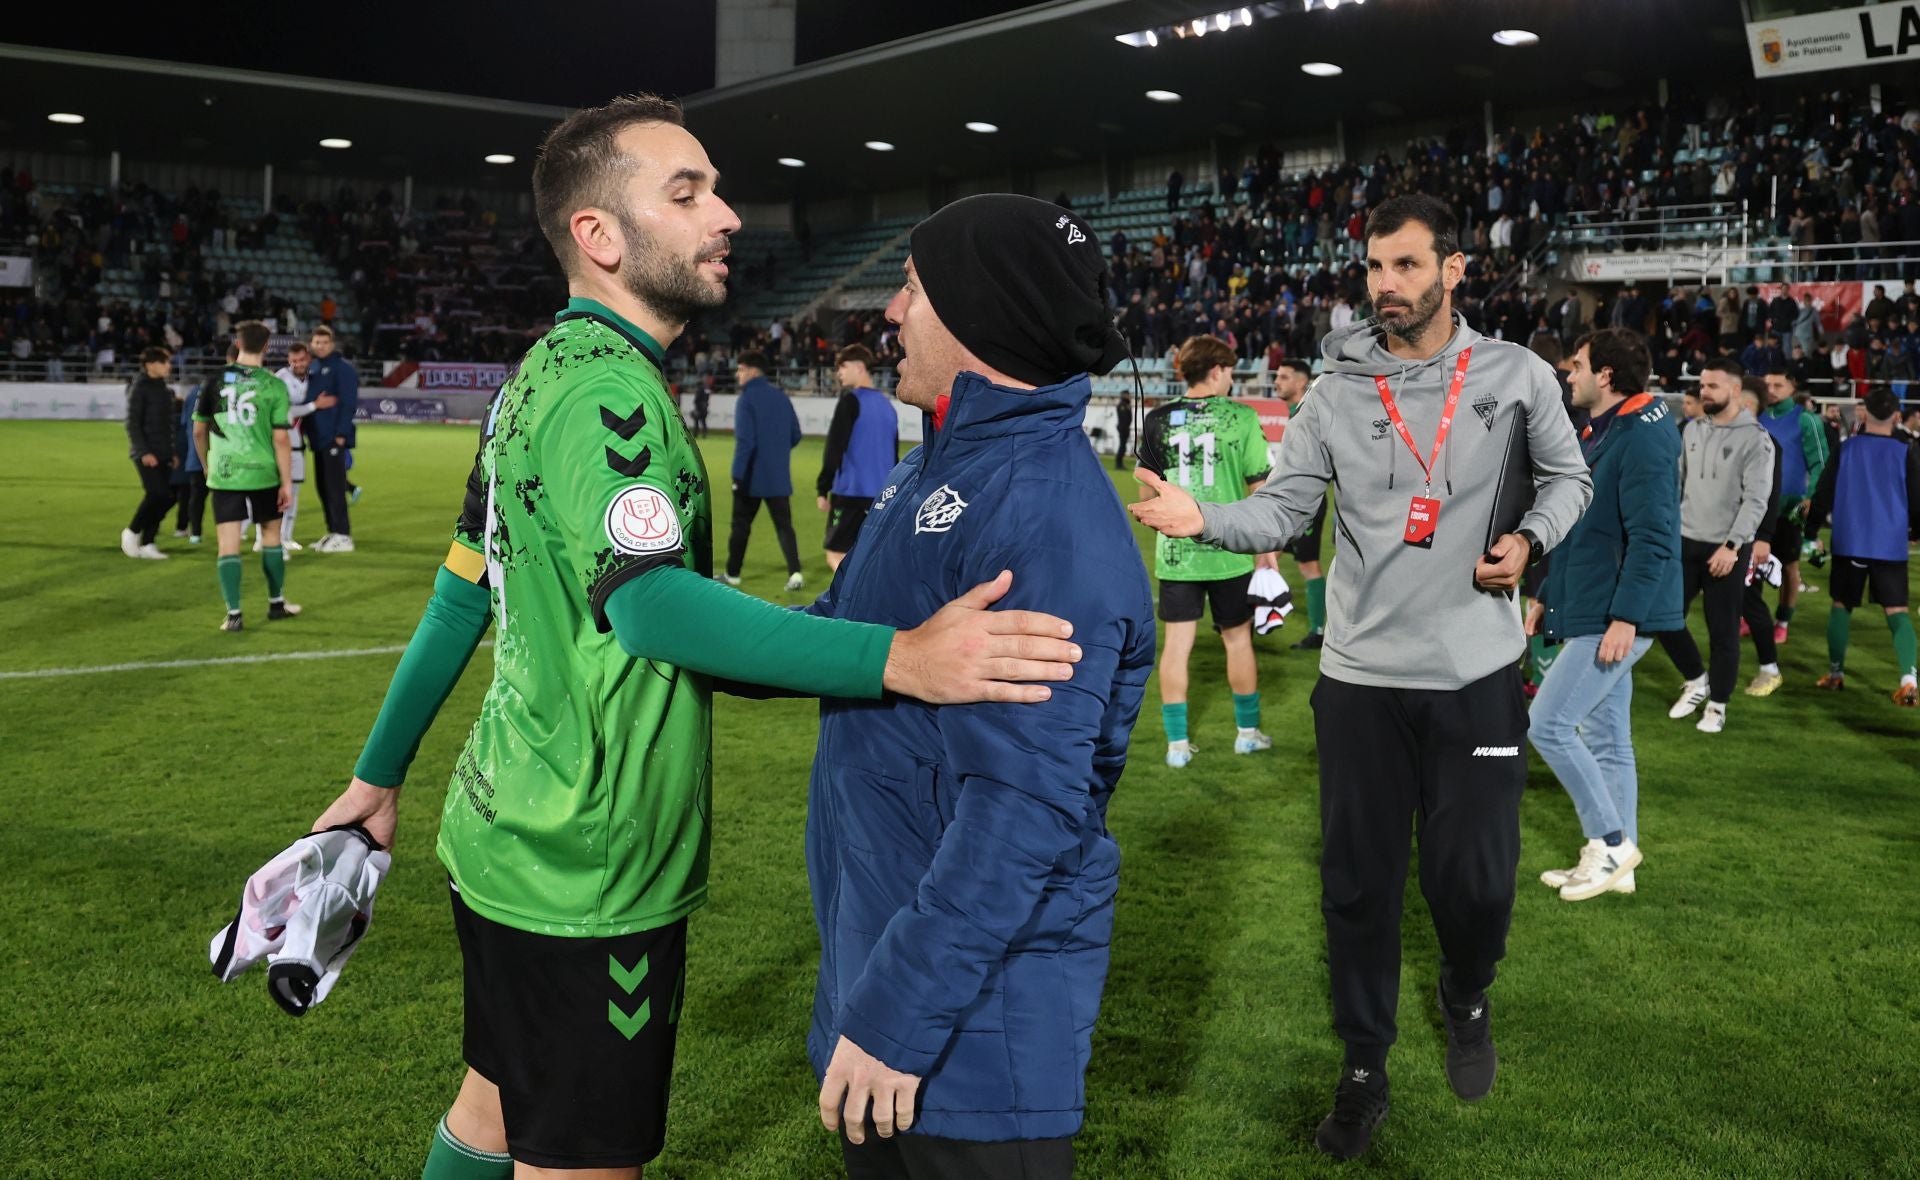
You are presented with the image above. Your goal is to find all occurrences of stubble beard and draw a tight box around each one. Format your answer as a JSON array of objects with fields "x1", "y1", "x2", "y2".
[
  {"x1": 1378, "y1": 274, "x2": 1446, "y2": 344},
  {"x1": 619, "y1": 210, "x2": 727, "y2": 327}
]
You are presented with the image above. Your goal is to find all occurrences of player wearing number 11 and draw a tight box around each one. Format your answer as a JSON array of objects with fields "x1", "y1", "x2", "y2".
[{"x1": 192, "y1": 320, "x2": 298, "y2": 632}]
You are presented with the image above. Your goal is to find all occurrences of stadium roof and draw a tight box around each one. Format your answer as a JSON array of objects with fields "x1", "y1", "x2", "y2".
[{"x1": 2, "y1": 0, "x2": 1754, "y2": 202}]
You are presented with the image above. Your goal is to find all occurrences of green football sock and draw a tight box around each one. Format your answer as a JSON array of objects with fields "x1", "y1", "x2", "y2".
[
  {"x1": 1305, "y1": 577, "x2": 1327, "y2": 633},
  {"x1": 1827, "y1": 606, "x2": 1851, "y2": 673},
  {"x1": 1888, "y1": 612, "x2": 1917, "y2": 681},
  {"x1": 1776, "y1": 604, "x2": 1796, "y2": 624},
  {"x1": 421, "y1": 1115, "x2": 512, "y2": 1180},
  {"x1": 262, "y1": 546, "x2": 286, "y2": 600},
  {"x1": 1162, "y1": 702, "x2": 1189, "y2": 744},
  {"x1": 1232, "y1": 692, "x2": 1261, "y2": 729},
  {"x1": 217, "y1": 554, "x2": 243, "y2": 613}
]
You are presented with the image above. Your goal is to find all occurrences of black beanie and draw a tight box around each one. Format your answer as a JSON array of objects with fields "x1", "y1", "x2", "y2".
[{"x1": 908, "y1": 194, "x2": 1127, "y2": 387}]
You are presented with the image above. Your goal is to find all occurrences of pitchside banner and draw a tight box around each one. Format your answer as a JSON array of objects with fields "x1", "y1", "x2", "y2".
[
  {"x1": 355, "y1": 397, "x2": 449, "y2": 423},
  {"x1": 0, "y1": 256, "x2": 31, "y2": 288},
  {"x1": 416, "y1": 362, "x2": 513, "y2": 391},
  {"x1": 1750, "y1": 2, "x2": 1920, "y2": 77}
]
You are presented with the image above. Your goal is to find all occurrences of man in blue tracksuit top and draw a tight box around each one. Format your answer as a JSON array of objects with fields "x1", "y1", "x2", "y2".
[
  {"x1": 806, "y1": 194, "x2": 1155, "y2": 1180},
  {"x1": 816, "y1": 343, "x2": 900, "y2": 571},
  {"x1": 1525, "y1": 328, "x2": 1683, "y2": 903},
  {"x1": 305, "y1": 324, "x2": 360, "y2": 551},
  {"x1": 726, "y1": 350, "x2": 806, "y2": 588}
]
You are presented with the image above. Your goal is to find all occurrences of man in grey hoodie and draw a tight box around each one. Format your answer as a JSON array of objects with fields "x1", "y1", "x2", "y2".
[
  {"x1": 1655, "y1": 357, "x2": 1773, "y2": 733},
  {"x1": 1134, "y1": 194, "x2": 1592, "y2": 1161}
]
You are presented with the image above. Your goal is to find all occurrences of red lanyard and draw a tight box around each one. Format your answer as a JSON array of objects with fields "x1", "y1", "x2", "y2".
[{"x1": 1374, "y1": 347, "x2": 1473, "y2": 491}]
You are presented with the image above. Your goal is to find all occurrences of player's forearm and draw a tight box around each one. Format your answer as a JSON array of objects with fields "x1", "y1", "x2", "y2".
[
  {"x1": 192, "y1": 424, "x2": 209, "y2": 470},
  {"x1": 274, "y1": 432, "x2": 292, "y2": 485},
  {"x1": 605, "y1": 565, "x2": 892, "y2": 699},
  {"x1": 352, "y1": 566, "x2": 493, "y2": 788}
]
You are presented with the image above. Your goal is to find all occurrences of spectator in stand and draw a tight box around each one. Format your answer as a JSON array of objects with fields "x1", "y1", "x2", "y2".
[
  {"x1": 725, "y1": 351, "x2": 804, "y2": 590},
  {"x1": 814, "y1": 344, "x2": 899, "y2": 572},
  {"x1": 305, "y1": 324, "x2": 359, "y2": 552},
  {"x1": 120, "y1": 346, "x2": 178, "y2": 561}
]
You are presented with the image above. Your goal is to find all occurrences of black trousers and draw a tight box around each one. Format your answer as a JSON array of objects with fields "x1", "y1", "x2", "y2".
[
  {"x1": 1310, "y1": 667, "x2": 1529, "y2": 1057},
  {"x1": 841, "y1": 1132, "x2": 1073, "y2": 1180},
  {"x1": 128, "y1": 460, "x2": 175, "y2": 544},
  {"x1": 1741, "y1": 573, "x2": 1779, "y2": 666},
  {"x1": 725, "y1": 492, "x2": 801, "y2": 577},
  {"x1": 177, "y1": 471, "x2": 208, "y2": 536},
  {"x1": 1658, "y1": 538, "x2": 1751, "y2": 703},
  {"x1": 312, "y1": 443, "x2": 352, "y2": 536}
]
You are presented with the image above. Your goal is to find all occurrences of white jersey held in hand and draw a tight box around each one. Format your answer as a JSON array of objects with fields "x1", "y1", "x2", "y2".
[{"x1": 208, "y1": 823, "x2": 391, "y2": 1016}]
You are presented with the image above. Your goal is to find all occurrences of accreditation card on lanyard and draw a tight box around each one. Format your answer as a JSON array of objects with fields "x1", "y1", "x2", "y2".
[{"x1": 1375, "y1": 348, "x2": 1472, "y2": 549}]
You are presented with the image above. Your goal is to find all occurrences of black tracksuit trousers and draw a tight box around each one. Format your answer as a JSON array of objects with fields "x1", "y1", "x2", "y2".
[
  {"x1": 1658, "y1": 538, "x2": 1752, "y2": 704},
  {"x1": 1310, "y1": 667, "x2": 1529, "y2": 1063}
]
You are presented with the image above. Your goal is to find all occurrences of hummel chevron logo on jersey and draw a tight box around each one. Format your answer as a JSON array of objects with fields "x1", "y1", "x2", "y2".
[
  {"x1": 605, "y1": 443, "x2": 653, "y2": 478},
  {"x1": 1471, "y1": 746, "x2": 1520, "y2": 757},
  {"x1": 916, "y1": 484, "x2": 969, "y2": 534},
  {"x1": 608, "y1": 953, "x2": 652, "y2": 1040},
  {"x1": 600, "y1": 402, "x2": 647, "y2": 441}
]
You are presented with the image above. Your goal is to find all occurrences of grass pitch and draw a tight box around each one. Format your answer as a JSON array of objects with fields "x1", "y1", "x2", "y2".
[{"x1": 1, "y1": 419, "x2": 1915, "y2": 1179}]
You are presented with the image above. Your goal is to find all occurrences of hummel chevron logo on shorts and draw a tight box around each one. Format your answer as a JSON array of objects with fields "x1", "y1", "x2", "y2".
[{"x1": 1471, "y1": 746, "x2": 1520, "y2": 757}]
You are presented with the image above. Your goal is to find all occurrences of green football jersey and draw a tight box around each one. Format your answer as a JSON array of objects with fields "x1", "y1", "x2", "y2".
[
  {"x1": 195, "y1": 365, "x2": 291, "y2": 491},
  {"x1": 436, "y1": 299, "x2": 716, "y2": 938},
  {"x1": 1138, "y1": 395, "x2": 1272, "y2": 582}
]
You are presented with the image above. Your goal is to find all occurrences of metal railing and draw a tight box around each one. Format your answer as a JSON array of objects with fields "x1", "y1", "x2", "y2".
[
  {"x1": 1724, "y1": 238, "x2": 1920, "y2": 282},
  {"x1": 1552, "y1": 200, "x2": 1752, "y2": 253}
]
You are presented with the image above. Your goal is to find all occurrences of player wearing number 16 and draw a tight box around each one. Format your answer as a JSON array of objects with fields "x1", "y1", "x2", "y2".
[
  {"x1": 192, "y1": 319, "x2": 299, "y2": 632},
  {"x1": 1133, "y1": 195, "x2": 1592, "y2": 1160}
]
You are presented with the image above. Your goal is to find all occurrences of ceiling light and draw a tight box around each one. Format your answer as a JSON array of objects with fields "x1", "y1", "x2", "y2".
[
  {"x1": 483, "y1": 153, "x2": 515, "y2": 165},
  {"x1": 864, "y1": 140, "x2": 894, "y2": 152},
  {"x1": 1492, "y1": 29, "x2": 1539, "y2": 46},
  {"x1": 1214, "y1": 12, "x2": 1231, "y2": 31},
  {"x1": 1192, "y1": 18, "x2": 1207, "y2": 35},
  {"x1": 965, "y1": 121, "x2": 999, "y2": 134},
  {"x1": 1145, "y1": 29, "x2": 1158, "y2": 46},
  {"x1": 1239, "y1": 7, "x2": 1253, "y2": 24},
  {"x1": 318, "y1": 138, "x2": 352, "y2": 149},
  {"x1": 47, "y1": 112, "x2": 84, "y2": 125},
  {"x1": 1146, "y1": 89, "x2": 1183, "y2": 103},
  {"x1": 1326, "y1": 0, "x2": 1340, "y2": 8},
  {"x1": 777, "y1": 156, "x2": 806, "y2": 168},
  {"x1": 1301, "y1": 62, "x2": 1343, "y2": 77}
]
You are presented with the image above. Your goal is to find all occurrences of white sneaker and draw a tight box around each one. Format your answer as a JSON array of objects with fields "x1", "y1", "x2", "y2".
[
  {"x1": 1667, "y1": 676, "x2": 1709, "y2": 719},
  {"x1": 1233, "y1": 729, "x2": 1272, "y2": 754},
  {"x1": 1696, "y1": 701, "x2": 1726, "y2": 733},
  {"x1": 1560, "y1": 839, "x2": 1643, "y2": 901},
  {"x1": 1166, "y1": 741, "x2": 1194, "y2": 769},
  {"x1": 786, "y1": 572, "x2": 805, "y2": 592},
  {"x1": 283, "y1": 538, "x2": 303, "y2": 553},
  {"x1": 312, "y1": 533, "x2": 337, "y2": 551},
  {"x1": 1541, "y1": 838, "x2": 1606, "y2": 889},
  {"x1": 1613, "y1": 869, "x2": 1637, "y2": 894},
  {"x1": 120, "y1": 528, "x2": 140, "y2": 558},
  {"x1": 251, "y1": 536, "x2": 263, "y2": 552},
  {"x1": 723, "y1": 574, "x2": 742, "y2": 587},
  {"x1": 135, "y1": 543, "x2": 169, "y2": 560},
  {"x1": 322, "y1": 534, "x2": 355, "y2": 552}
]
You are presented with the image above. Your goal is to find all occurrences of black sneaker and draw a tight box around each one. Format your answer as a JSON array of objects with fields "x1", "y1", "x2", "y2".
[
  {"x1": 219, "y1": 611, "x2": 244, "y2": 633},
  {"x1": 1314, "y1": 1066, "x2": 1389, "y2": 1160},
  {"x1": 267, "y1": 600, "x2": 303, "y2": 621},
  {"x1": 1437, "y1": 983, "x2": 1498, "y2": 1101},
  {"x1": 1291, "y1": 631, "x2": 1325, "y2": 651}
]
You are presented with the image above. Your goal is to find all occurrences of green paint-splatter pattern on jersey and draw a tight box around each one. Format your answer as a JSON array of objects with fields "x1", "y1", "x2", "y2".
[{"x1": 1138, "y1": 396, "x2": 1272, "y2": 582}]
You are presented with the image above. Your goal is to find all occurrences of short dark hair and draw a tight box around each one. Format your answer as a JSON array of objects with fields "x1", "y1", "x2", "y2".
[
  {"x1": 1175, "y1": 335, "x2": 1237, "y2": 386},
  {"x1": 1278, "y1": 357, "x2": 1313, "y2": 380},
  {"x1": 736, "y1": 351, "x2": 771, "y2": 373},
  {"x1": 1864, "y1": 385, "x2": 1900, "y2": 422},
  {"x1": 835, "y1": 344, "x2": 877, "y2": 368},
  {"x1": 1767, "y1": 367, "x2": 1797, "y2": 387},
  {"x1": 235, "y1": 320, "x2": 270, "y2": 354},
  {"x1": 1575, "y1": 328, "x2": 1651, "y2": 396},
  {"x1": 533, "y1": 93, "x2": 686, "y2": 272},
  {"x1": 1702, "y1": 356, "x2": 1745, "y2": 379},
  {"x1": 140, "y1": 346, "x2": 171, "y2": 365},
  {"x1": 1740, "y1": 375, "x2": 1766, "y2": 402},
  {"x1": 1363, "y1": 194, "x2": 1459, "y2": 260},
  {"x1": 1530, "y1": 334, "x2": 1565, "y2": 365}
]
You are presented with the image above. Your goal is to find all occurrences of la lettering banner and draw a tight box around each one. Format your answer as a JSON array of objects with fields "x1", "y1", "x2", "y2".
[
  {"x1": 417, "y1": 362, "x2": 513, "y2": 391},
  {"x1": 1749, "y1": 2, "x2": 1920, "y2": 77}
]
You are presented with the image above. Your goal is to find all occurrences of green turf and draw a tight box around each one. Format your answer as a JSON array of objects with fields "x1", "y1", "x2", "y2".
[{"x1": 1, "y1": 419, "x2": 1916, "y2": 1179}]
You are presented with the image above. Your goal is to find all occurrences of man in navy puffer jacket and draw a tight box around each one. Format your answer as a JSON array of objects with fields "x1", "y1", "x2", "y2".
[{"x1": 805, "y1": 194, "x2": 1155, "y2": 1180}]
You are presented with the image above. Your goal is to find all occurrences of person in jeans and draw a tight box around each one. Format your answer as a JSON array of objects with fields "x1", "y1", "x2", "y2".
[
  {"x1": 1657, "y1": 357, "x2": 1773, "y2": 734},
  {"x1": 725, "y1": 350, "x2": 805, "y2": 590},
  {"x1": 121, "y1": 346, "x2": 179, "y2": 560},
  {"x1": 1527, "y1": 329, "x2": 1682, "y2": 902}
]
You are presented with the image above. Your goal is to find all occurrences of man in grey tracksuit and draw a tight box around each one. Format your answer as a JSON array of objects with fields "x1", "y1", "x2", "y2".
[
  {"x1": 1656, "y1": 357, "x2": 1773, "y2": 732},
  {"x1": 1135, "y1": 195, "x2": 1591, "y2": 1161}
]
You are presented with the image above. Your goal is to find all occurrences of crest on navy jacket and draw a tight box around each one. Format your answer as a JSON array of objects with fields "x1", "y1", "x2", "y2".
[{"x1": 915, "y1": 484, "x2": 969, "y2": 534}]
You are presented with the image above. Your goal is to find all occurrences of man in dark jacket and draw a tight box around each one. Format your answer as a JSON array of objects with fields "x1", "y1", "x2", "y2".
[
  {"x1": 725, "y1": 350, "x2": 805, "y2": 589},
  {"x1": 305, "y1": 324, "x2": 359, "y2": 552},
  {"x1": 120, "y1": 346, "x2": 178, "y2": 560},
  {"x1": 808, "y1": 194, "x2": 1155, "y2": 1179},
  {"x1": 1526, "y1": 328, "x2": 1682, "y2": 902}
]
